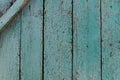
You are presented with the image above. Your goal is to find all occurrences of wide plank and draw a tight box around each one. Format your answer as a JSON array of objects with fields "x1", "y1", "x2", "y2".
[
  {"x1": 73, "y1": 0, "x2": 101, "y2": 80},
  {"x1": 44, "y1": 0, "x2": 72, "y2": 80}
]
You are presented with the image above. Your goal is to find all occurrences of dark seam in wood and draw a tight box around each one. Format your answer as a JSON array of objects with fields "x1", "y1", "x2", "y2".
[
  {"x1": 42, "y1": 0, "x2": 45, "y2": 80},
  {"x1": 71, "y1": 0, "x2": 74, "y2": 80},
  {"x1": 100, "y1": 0, "x2": 102, "y2": 80},
  {"x1": 19, "y1": 13, "x2": 22, "y2": 80}
]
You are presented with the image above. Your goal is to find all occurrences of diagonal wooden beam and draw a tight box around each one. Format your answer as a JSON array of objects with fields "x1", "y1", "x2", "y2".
[{"x1": 0, "y1": 0, "x2": 29, "y2": 32}]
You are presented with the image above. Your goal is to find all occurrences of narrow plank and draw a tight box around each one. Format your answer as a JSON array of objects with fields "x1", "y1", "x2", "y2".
[
  {"x1": 0, "y1": 15, "x2": 20, "y2": 80},
  {"x1": 44, "y1": 0, "x2": 72, "y2": 80},
  {"x1": 102, "y1": 0, "x2": 120, "y2": 80},
  {"x1": 73, "y1": 0, "x2": 101, "y2": 80},
  {"x1": 21, "y1": 0, "x2": 43, "y2": 80}
]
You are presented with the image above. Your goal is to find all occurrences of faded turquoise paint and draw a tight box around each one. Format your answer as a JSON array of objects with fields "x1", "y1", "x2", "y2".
[
  {"x1": 0, "y1": 0, "x2": 21, "y2": 79},
  {"x1": 0, "y1": 16, "x2": 20, "y2": 80},
  {"x1": 0, "y1": 0, "x2": 120, "y2": 80},
  {"x1": 44, "y1": 0, "x2": 72, "y2": 80},
  {"x1": 21, "y1": 0, "x2": 43, "y2": 80},
  {"x1": 102, "y1": 0, "x2": 120, "y2": 80},
  {"x1": 73, "y1": 0, "x2": 101, "y2": 80}
]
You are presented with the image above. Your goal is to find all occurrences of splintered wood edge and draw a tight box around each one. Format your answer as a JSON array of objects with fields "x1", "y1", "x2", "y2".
[{"x1": 0, "y1": 0, "x2": 29, "y2": 32}]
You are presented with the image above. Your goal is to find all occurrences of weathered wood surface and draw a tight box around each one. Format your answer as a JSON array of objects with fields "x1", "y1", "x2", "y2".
[
  {"x1": 0, "y1": 0, "x2": 21, "y2": 79},
  {"x1": 21, "y1": 0, "x2": 43, "y2": 80},
  {"x1": 73, "y1": 0, "x2": 101, "y2": 80},
  {"x1": 0, "y1": 0, "x2": 120, "y2": 80},
  {"x1": 44, "y1": 0, "x2": 72, "y2": 80},
  {"x1": 102, "y1": 0, "x2": 120, "y2": 80},
  {"x1": 0, "y1": 10, "x2": 20, "y2": 80}
]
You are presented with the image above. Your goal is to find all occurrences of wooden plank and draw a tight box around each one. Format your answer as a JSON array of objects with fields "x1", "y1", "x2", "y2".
[
  {"x1": 0, "y1": 14, "x2": 20, "y2": 80},
  {"x1": 102, "y1": 0, "x2": 120, "y2": 80},
  {"x1": 44, "y1": 0, "x2": 72, "y2": 80},
  {"x1": 0, "y1": 0, "x2": 21, "y2": 79},
  {"x1": 21, "y1": 0, "x2": 43, "y2": 80},
  {"x1": 73, "y1": 0, "x2": 101, "y2": 80}
]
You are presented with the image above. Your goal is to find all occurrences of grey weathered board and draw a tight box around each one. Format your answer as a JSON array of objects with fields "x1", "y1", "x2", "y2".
[{"x1": 0, "y1": 0, "x2": 120, "y2": 80}]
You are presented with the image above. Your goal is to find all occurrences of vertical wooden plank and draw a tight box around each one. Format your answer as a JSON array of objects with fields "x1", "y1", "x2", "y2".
[
  {"x1": 21, "y1": 0, "x2": 43, "y2": 79},
  {"x1": 73, "y1": 0, "x2": 101, "y2": 80},
  {"x1": 102, "y1": 0, "x2": 120, "y2": 80},
  {"x1": 0, "y1": 0, "x2": 20, "y2": 79},
  {"x1": 44, "y1": 0, "x2": 72, "y2": 80},
  {"x1": 0, "y1": 13, "x2": 20, "y2": 80}
]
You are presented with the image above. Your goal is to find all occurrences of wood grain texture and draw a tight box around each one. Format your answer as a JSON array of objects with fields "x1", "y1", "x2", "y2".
[
  {"x1": 1, "y1": 0, "x2": 120, "y2": 80},
  {"x1": 44, "y1": 0, "x2": 72, "y2": 80},
  {"x1": 102, "y1": 0, "x2": 120, "y2": 80},
  {"x1": 0, "y1": 15, "x2": 20, "y2": 80},
  {"x1": 73, "y1": 0, "x2": 101, "y2": 80},
  {"x1": 21, "y1": 0, "x2": 43, "y2": 80}
]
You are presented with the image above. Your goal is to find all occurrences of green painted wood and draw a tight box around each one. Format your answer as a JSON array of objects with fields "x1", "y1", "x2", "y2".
[
  {"x1": 102, "y1": 0, "x2": 120, "y2": 80},
  {"x1": 1, "y1": 0, "x2": 120, "y2": 80},
  {"x1": 44, "y1": 0, "x2": 72, "y2": 80},
  {"x1": 21, "y1": 0, "x2": 43, "y2": 80},
  {"x1": 0, "y1": 14, "x2": 21, "y2": 80},
  {"x1": 73, "y1": 0, "x2": 101, "y2": 80}
]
